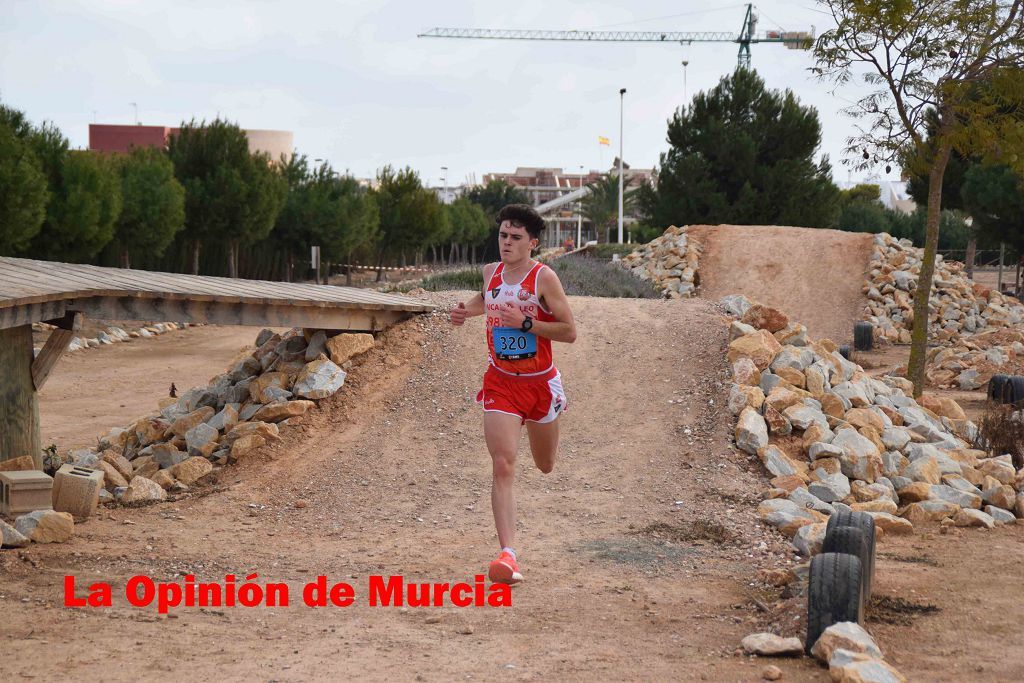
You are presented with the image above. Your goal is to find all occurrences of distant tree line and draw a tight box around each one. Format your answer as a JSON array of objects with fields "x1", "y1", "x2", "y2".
[{"x1": 0, "y1": 100, "x2": 526, "y2": 281}]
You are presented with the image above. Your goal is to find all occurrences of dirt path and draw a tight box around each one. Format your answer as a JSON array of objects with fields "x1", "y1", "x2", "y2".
[
  {"x1": 38, "y1": 325, "x2": 276, "y2": 450},
  {"x1": 689, "y1": 225, "x2": 874, "y2": 345},
  {"x1": 5, "y1": 292, "x2": 1023, "y2": 680},
  {"x1": 3, "y1": 295, "x2": 823, "y2": 682}
]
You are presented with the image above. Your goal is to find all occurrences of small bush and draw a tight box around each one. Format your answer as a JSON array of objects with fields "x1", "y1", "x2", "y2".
[
  {"x1": 973, "y1": 402, "x2": 1024, "y2": 468},
  {"x1": 418, "y1": 267, "x2": 484, "y2": 292},
  {"x1": 549, "y1": 255, "x2": 660, "y2": 298},
  {"x1": 586, "y1": 243, "x2": 636, "y2": 260}
]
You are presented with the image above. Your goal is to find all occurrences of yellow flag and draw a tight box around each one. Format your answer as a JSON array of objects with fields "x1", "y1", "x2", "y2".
[{"x1": 598, "y1": 136, "x2": 610, "y2": 146}]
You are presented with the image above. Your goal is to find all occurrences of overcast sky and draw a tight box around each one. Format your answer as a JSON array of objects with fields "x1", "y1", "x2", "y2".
[{"x1": 2, "y1": 0, "x2": 887, "y2": 188}]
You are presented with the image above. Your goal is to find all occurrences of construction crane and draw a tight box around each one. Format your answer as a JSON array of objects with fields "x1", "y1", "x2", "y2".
[{"x1": 418, "y1": 4, "x2": 813, "y2": 69}]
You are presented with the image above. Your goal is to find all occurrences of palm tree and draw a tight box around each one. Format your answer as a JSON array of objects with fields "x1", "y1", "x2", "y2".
[{"x1": 582, "y1": 172, "x2": 636, "y2": 243}]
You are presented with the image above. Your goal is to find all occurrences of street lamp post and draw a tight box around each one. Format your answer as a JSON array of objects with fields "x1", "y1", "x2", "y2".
[
  {"x1": 618, "y1": 88, "x2": 626, "y2": 244},
  {"x1": 441, "y1": 166, "x2": 448, "y2": 204},
  {"x1": 682, "y1": 60, "x2": 689, "y2": 103},
  {"x1": 577, "y1": 165, "x2": 583, "y2": 249},
  {"x1": 130, "y1": 102, "x2": 138, "y2": 125}
]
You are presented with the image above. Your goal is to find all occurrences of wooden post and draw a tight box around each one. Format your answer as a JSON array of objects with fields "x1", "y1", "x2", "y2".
[
  {"x1": 0, "y1": 325, "x2": 42, "y2": 468},
  {"x1": 32, "y1": 311, "x2": 82, "y2": 391}
]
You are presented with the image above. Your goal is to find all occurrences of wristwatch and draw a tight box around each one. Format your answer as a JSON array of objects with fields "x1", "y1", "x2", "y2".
[{"x1": 520, "y1": 316, "x2": 533, "y2": 332}]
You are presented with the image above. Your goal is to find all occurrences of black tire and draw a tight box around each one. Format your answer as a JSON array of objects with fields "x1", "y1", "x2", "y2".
[
  {"x1": 822, "y1": 525, "x2": 873, "y2": 601},
  {"x1": 853, "y1": 322, "x2": 874, "y2": 352},
  {"x1": 989, "y1": 374, "x2": 1010, "y2": 402},
  {"x1": 838, "y1": 344, "x2": 852, "y2": 361},
  {"x1": 1008, "y1": 376, "x2": 1024, "y2": 408},
  {"x1": 826, "y1": 510, "x2": 876, "y2": 593},
  {"x1": 806, "y1": 553, "x2": 865, "y2": 654}
]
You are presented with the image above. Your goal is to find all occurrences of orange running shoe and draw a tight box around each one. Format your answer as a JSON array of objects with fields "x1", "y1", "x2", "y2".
[{"x1": 488, "y1": 550, "x2": 523, "y2": 585}]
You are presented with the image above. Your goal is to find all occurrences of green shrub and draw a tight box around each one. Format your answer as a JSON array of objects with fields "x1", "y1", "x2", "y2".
[
  {"x1": 549, "y1": 256, "x2": 660, "y2": 298},
  {"x1": 419, "y1": 267, "x2": 484, "y2": 291},
  {"x1": 586, "y1": 243, "x2": 636, "y2": 260}
]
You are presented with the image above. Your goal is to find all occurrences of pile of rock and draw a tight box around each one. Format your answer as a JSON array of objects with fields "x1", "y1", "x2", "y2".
[
  {"x1": 863, "y1": 232, "x2": 1024, "y2": 345},
  {"x1": 48, "y1": 327, "x2": 376, "y2": 505},
  {"x1": 741, "y1": 622, "x2": 905, "y2": 681},
  {"x1": 617, "y1": 225, "x2": 701, "y2": 298},
  {"x1": 31, "y1": 321, "x2": 197, "y2": 356},
  {"x1": 923, "y1": 327, "x2": 1024, "y2": 390},
  {"x1": 723, "y1": 294, "x2": 1023, "y2": 558},
  {"x1": 0, "y1": 509, "x2": 75, "y2": 548}
]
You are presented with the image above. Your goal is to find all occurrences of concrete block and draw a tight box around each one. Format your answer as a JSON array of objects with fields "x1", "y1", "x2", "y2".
[
  {"x1": 52, "y1": 464, "x2": 103, "y2": 520},
  {"x1": 0, "y1": 470, "x2": 54, "y2": 516}
]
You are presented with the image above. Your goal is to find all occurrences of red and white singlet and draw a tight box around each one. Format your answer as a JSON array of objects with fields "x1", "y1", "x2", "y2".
[{"x1": 484, "y1": 261, "x2": 556, "y2": 377}]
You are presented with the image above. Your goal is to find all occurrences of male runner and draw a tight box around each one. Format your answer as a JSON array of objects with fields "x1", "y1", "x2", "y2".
[{"x1": 449, "y1": 204, "x2": 577, "y2": 584}]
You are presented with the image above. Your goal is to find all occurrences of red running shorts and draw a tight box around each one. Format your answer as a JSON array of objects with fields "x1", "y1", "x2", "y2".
[{"x1": 476, "y1": 367, "x2": 567, "y2": 424}]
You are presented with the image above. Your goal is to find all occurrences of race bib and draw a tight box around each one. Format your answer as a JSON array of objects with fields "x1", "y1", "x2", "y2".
[{"x1": 492, "y1": 326, "x2": 537, "y2": 360}]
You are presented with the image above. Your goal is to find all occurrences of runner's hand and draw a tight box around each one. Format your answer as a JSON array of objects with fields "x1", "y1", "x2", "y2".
[
  {"x1": 450, "y1": 302, "x2": 467, "y2": 326},
  {"x1": 500, "y1": 303, "x2": 526, "y2": 328}
]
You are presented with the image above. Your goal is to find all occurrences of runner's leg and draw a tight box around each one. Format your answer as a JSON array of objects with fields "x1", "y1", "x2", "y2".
[
  {"x1": 484, "y1": 411, "x2": 523, "y2": 549},
  {"x1": 526, "y1": 418, "x2": 559, "y2": 474}
]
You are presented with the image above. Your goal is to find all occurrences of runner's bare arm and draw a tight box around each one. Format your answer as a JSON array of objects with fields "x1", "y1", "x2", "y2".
[
  {"x1": 499, "y1": 267, "x2": 577, "y2": 343},
  {"x1": 450, "y1": 263, "x2": 497, "y2": 326}
]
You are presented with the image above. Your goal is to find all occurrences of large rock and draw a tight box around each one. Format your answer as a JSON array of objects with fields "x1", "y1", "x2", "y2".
[
  {"x1": 101, "y1": 450, "x2": 134, "y2": 481},
  {"x1": 953, "y1": 508, "x2": 995, "y2": 528},
  {"x1": 121, "y1": 476, "x2": 168, "y2": 503},
  {"x1": 727, "y1": 330, "x2": 782, "y2": 371},
  {"x1": 741, "y1": 304, "x2": 790, "y2": 334},
  {"x1": 168, "y1": 407, "x2": 215, "y2": 438},
  {"x1": 736, "y1": 407, "x2": 768, "y2": 454},
  {"x1": 783, "y1": 404, "x2": 829, "y2": 431},
  {"x1": 731, "y1": 358, "x2": 761, "y2": 386},
  {"x1": 900, "y1": 500, "x2": 959, "y2": 525},
  {"x1": 230, "y1": 433, "x2": 266, "y2": 460},
  {"x1": 0, "y1": 519, "x2": 30, "y2": 548},
  {"x1": 95, "y1": 460, "x2": 128, "y2": 492},
  {"x1": 793, "y1": 522, "x2": 827, "y2": 556},
  {"x1": 326, "y1": 333, "x2": 375, "y2": 365},
  {"x1": 254, "y1": 400, "x2": 315, "y2": 423},
  {"x1": 185, "y1": 422, "x2": 219, "y2": 458},
  {"x1": 292, "y1": 359, "x2": 347, "y2": 399},
  {"x1": 810, "y1": 472, "x2": 852, "y2": 503},
  {"x1": 928, "y1": 484, "x2": 982, "y2": 509},
  {"x1": 151, "y1": 444, "x2": 189, "y2": 469},
  {"x1": 828, "y1": 650, "x2": 907, "y2": 683},
  {"x1": 225, "y1": 420, "x2": 280, "y2": 444},
  {"x1": 0, "y1": 455, "x2": 35, "y2": 472},
  {"x1": 135, "y1": 417, "x2": 170, "y2": 446},
  {"x1": 845, "y1": 408, "x2": 886, "y2": 432},
  {"x1": 740, "y1": 632, "x2": 803, "y2": 656},
  {"x1": 207, "y1": 404, "x2": 239, "y2": 433},
  {"x1": 729, "y1": 384, "x2": 765, "y2": 416},
  {"x1": 249, "y1": 372, "x2": 291, "y2": 404},
  {"x1": 757, "y1": 499, "x2": 819, "y2": 537},
  {"x1": 832, "y1": 429, "x2": 882, "y2": 483},
  {"x1": 810, "y1": 621, "x2": 882, "y2": 663},
  {"x1": 168, "y1": 457, "x2": 213, "y2": 486},
  {"x1": 758, "y1": 445, "x2": 803, "y2": 478},
  {"x1": 903, "y1": 456, "x2": 942, "y2": 485},
  {"x1": 867, "y1": 511, "x2": 914, "y2": 535},
  {"x1": 918, "y1": 394, "x2": 967, "y2": 421},
  {"x1": 14, "y1": 510, "x2": 74, "y2": 543}
]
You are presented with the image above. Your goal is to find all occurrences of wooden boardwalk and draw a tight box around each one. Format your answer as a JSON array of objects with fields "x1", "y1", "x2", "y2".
[
  {"x1": 0, "y1": 256, "x2": 432, "y2": 330},
  {"x1": 0, "y1": 256, "x2": 435, "y2": 466}
]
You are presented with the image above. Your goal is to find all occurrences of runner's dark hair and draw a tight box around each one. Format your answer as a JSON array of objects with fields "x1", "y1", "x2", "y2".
[{"x1": 496, "y1": 204, "x2": 545, "y2": 238}]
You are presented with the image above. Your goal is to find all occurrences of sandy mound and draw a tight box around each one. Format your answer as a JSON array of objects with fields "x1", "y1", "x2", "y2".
[{"x1": 689, "y1": 225, "x2": 874, "y2": 344}]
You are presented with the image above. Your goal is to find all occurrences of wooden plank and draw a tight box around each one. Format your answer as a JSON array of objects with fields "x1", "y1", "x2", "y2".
[
  {"x1": 0, "y1": 257, "x2": 434, "y2": 314},
  {"x1": 0, "y1": 325, "x2": 42, "y2": 468},
  {"x1": 31, "y1": 313, "x2": 81, "y2": 390},
  {"x1": 0, "y1": 300, "x2": 68, "y2": 330},
  {"x1": 66, "y1": 296, "x2": 414, "y2": 331}
]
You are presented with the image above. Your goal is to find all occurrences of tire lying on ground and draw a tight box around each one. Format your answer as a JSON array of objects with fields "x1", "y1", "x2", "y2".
[
  {"x1": 822, "y1": 525, "x2": 873, "y2": 601},
  {"x1": 806, "y1": 552, "x2": 865, "y2": 654},
  {"x1": 989, "y1": 374, "x2": 1010, "y2": 402},
  {"x1": 853, "y1": 322, "x2": 874, "y2": 352},
  {"x1": 1005, "y1": 376, "x2": 1024, "y2": 408},
  {"x1": 826, "y1": 509, "x2": 876, "y2": 592}
]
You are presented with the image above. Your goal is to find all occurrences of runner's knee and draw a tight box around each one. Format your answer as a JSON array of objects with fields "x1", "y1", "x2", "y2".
[{"x1": 491, "y1": 452, "x2": 516, "y2": 480}]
